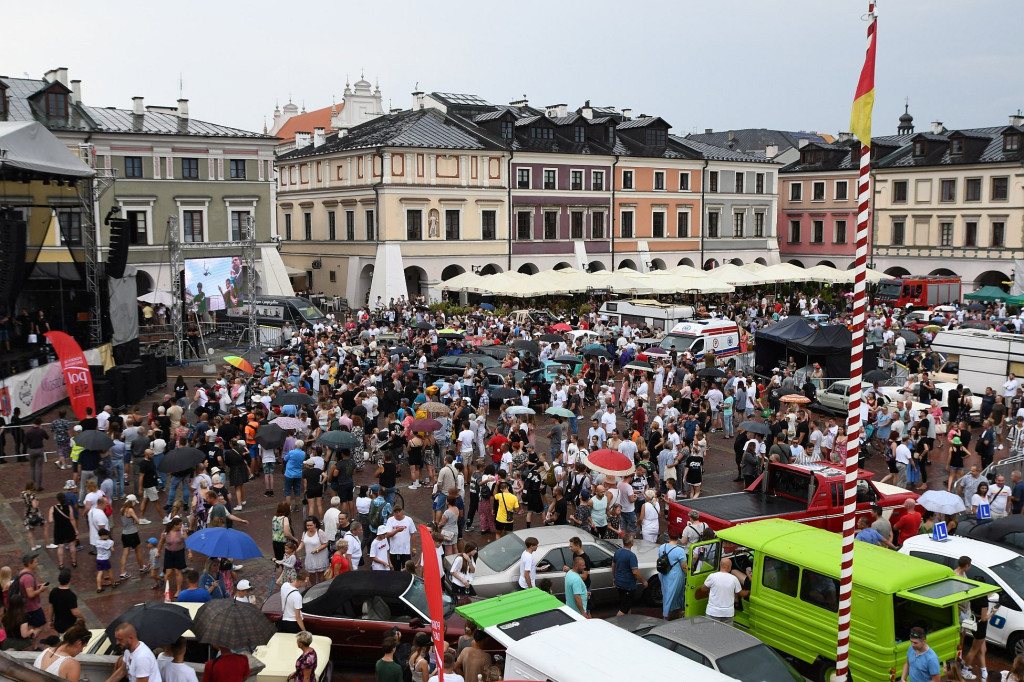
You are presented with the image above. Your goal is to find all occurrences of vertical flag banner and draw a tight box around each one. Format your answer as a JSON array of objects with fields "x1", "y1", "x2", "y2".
[
  {"x1": 44, "y1": 331, "x2": 95, "y2": 421},
  {"x1": 417, "y1": 524, "x2": 445, "y2": 682},
  {"x1": 849, "y1": 4, "x2": 877, "y2": 145}
]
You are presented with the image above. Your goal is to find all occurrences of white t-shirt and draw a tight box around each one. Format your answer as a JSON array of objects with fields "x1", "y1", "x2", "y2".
[
  {"x1": 517, "y1": 550, "x2": 537, "y2": 589},
  {"x1": 990, "y1": 485, "x2": 1011, "y2": 514},
  {"x1": 428, "y1": 673, "x2": 464, "y2": 682},
  {"x1": 384, "y1": 515, "x2": 415, "y2": 555},
  {"x1": 158, "y1": 653, "x2": 196, "y2": 682},
  {"x1": 280, "y1": 582, "x2": 302, "y2": 621},
  {"x1": 370, "y1": 537, "x2": 391, "y2": 570},
  {"x1": 322, "y1": 508, "x2": 341, "y2": 541},
  {"x1": 88, "y1": 506, "x2": 108, "y2": 546},
  {"x1": 124, "y1": 642, "x2": 161, "y2": 682},
  {"x1": 344, "y1": 530, "x2": 362, "y2": 566},
  {"x1": 458, "y1": 429, "x2": 475, "y2": 453},
  {"x1": 704, "y1": 571, "x2": 742, "y2": 617}
]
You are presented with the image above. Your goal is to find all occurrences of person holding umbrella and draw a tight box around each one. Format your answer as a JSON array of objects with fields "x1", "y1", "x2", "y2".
[{"x1": 106, "y1": 622, "x2": 159, "y2": 682}]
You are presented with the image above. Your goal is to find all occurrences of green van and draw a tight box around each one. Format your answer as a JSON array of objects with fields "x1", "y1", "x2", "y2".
[{"x1": 684, "y1": 519, "x2": 996, "y2": 682}]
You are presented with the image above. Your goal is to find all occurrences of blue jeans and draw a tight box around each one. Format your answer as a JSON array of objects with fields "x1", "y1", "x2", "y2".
[
  {"x1": 111, "y1": 458, "x2": 125, "y2": 499},
  {"x1": 284, "y1": 476, "x2": 303, "y2": 499},
  {"x1": 153, "y1": 452, "x2": 167, "y2": 487},
  {"x1": 569, "y1": 416, "x2": 578, "y2": 435},
  {"x1": 621, "y1": 510, "x2": 638, "y2": 534},
  {"x1": 385, "y1": 487, "x2": 397, "y2": 506},
  {"x1": 166, "y1": 475, "x2": 188, "y2": 510},
  {"x1": 724, "y1": 414, "x2": 734, "y2": 437}
]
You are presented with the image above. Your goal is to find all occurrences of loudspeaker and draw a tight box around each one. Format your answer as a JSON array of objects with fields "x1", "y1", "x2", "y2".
[
  {"x1": 91, "y1": 378, "x2": 112, "y2": 410},
  {"x1": 140, "y1": 354, "x2": 157, "y2": 391},
  {"x1": 106, "y1": 218, "x2": 130, "y2": 280},
  {"x1": 89, "y1": 365, "x2": 105, "y2": 382},
  {"x1": 105, "y1": 367, "x2": 125, "y2": 407},
  {"x1": 153, "y1": 354, "x2": 167, "y2": 385},
  {"x1": 0, "y1": 213, "x2": 28, "y2": 306}
]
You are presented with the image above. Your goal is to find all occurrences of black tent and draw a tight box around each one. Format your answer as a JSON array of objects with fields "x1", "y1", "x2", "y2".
[
  {"x1": 786, "y1": 326, "x2": 878, "y2": 380},
  {"x1": 754, "y1": 316, "x2": 817, "y2": 372}
]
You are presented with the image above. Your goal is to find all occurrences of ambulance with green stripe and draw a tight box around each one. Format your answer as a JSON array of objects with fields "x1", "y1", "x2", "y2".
[{"x1": 684, "y1": 519, "x2": 997, "y2": 682}]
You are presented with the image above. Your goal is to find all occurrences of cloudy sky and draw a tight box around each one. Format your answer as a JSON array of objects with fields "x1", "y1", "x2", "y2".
[{"x1": 7, "y1": 0, "x2": 1022, "y2": 136}]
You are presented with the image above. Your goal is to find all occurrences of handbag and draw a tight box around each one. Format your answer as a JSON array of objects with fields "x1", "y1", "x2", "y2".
[{"x1": 962, "y1": 615, "x2": 978, "y2": 634}]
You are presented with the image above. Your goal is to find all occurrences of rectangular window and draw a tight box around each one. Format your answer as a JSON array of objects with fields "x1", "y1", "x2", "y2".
[
  {"x1": 45, "y1": 91, "x2": 67, "y2": 118},
  {"x1": 679, "y1": 172, "x2": 690, "y2": 191},
  {"x1": 517, "y1": 168, "x2": 531, "y2": 189},
  {"x1": 892, "y1": 220, "x2": 905, "y2": 246},
  {"x1": 951, "y1": 138, "x2": 964, "y2": 155},
  {"x1": 181, "y1": 158, "x2": 199, "y2": 179},
  {"x1": 329, "y1": 270, "x2": 336, "y2": 283},
  {"x1": 834, "y1": 220, "x2": 847, "y2": 244},
  {"x1": 733, "y1": 212, "x2": 744, "y2": 238},
  {"x1": 645, "y1": 128, "x2": 667, "y2": 146},
  {"x1": 892, "y1": 180, "x2": 908, "y2": 203},
  {"x1": 365, "y1": 210, "x2": 375, "y2": 241},
  {"x1": 230, "y1": 211, "x2": 249, "y2": 241},
  {"x1": 445, "y1": 210, "x2": 460, "y2": 240},
  {"x1": 735, "y1": 172, "x2": 744, "y2": 194},
  {"x1": 993, "y1": 221, "x2": 1006, "y2": 247},
  {"x1": 284, "y1": 214, "x2": 292, "y2": 240},
  {"x1": 708, "y1": 171, "x2": 719, "y2": 193},
  {"x1": 126, "y1": 210, "x2": 147, "y2": 244},
  {"x1": 574, "y1": 126, "x2": 585, "y2": 143},
  {"x1": 812, "y1": 181, "x2": 825, "y2": 201},
  {"x1": 677, "y1": 212, "x2": 689, "y2": 238},
  {"x1": 58, "y1": 210, "x2": 83, "y2": 245},
  {"x1": 992, "y1": 177, "x2": 1009, "y2": 200},
  {"x1": 754, "y1": 213, "x2": 765, "y2": 238},
  {"x1": 346, "y1": 211, "x2": 355, "y2": 241},
  {"x1": 812, "y1": 220, "x2": 824, "y2": 243},
  {"x1": 1006, "y1": 134, "x2": 1021, "y2": 151},
  {"x1": 654, "y1": 171, "x2": 665, "y2": 191},
  {"x1": 964, "y1": 222, "x2": 977, "y2": 247},
  {"x1": 570, "y1": 211, "x2": 584, "y2": 239},
  {"x1": 592, "y1": 171, "x2": 604, "y2": 191},
  {"x1": 229, "y1": 159, "x2": 246, "y2": 179},
  {"x1": 835, "y1": 180, "x2": 848, "y2": 201},
  {"x1": 622, "y1": 170, "x2": 634, "y2": 190},
  {"x1": 516, "y1": 212, "x2": 531, "y2": 240},
  {"x1": 571, "y1": 170, "x2": 583, "y2": 191},
  {"x1": 789, "y1": 219, "x2": 801, "y2": 243},
  {"x1": 620, "y1": 211, "x2": 634, "y2": 239},
  {"x1": 789, "y1": 182, "x2": 802, "y2": 201},
  {"x1": 182, "y1": 210, "x2": 203, "y2": 242},
  {"x1": 304, "y1": 213, "x2": 312, "y2": 241},
  {"x1": 762, "y1": 557, "x2": 800, "y2": 598},
  {"x1": 965, "y1": 178, "x2": 981, "y2": 202},
  {"x1": 124, "y1": 157, "x2": 143, "y2": 178},
  {"x1": 652, "y1": 212, "x2": 665, "y2": 238},
  {"x1": 940, "y1": 221, "x2": 954, "y2": 247},
  {"x1": 500, "y1": 120, "x2": 513, "y2": 139},
  {"x1": 799, "y1": 569, "x2": 839, "y2": 612},
  {"x1": 755, "y1": 173, "x2": 765, "y2": 194},
  {"x1": 940, "y1": 178, "x2": 956, "y2": 202},
  {"x1": 706, "y1": 212, "x2": 719, "y2": 238},
  {"x1": 482, "y1": 210, "x2": 496, "y2": 240},
  {"x1": 543, "y1": 211, "x2": 557, "y2": 240},
  {"x1": 543, "y1": 169, "x2": 556, "y2": 190},
  {"x1": 592, "y1": 212, "x2": 605, "y2": 239},
  {"x1": 406, "y1": 211, "x2": 422, "y2": 241},
  {"x1": 530, "y1": 127, "x2": 553, "y2": 140},
  {"x1": 327, "y1": 211, "x2": 336, "y2": 240}
]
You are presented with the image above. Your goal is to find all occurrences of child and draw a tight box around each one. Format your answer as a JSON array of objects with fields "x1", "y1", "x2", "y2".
[
  {"x1": 276, "y1": 540, "x2": 299, "y2": 585},
  {"x1": 511, "y1": 471, "x2": 525, "y2": 514},
  {"x1": 164, "y1": 500, "x2": 186, "y2": 526},
  {"x1": 665, "y1": 478, "x2": 678, "y2": 504},
  {"x1": 95, "y1": 528, "x2": 116, "y2": 593},
  {"x1": 147, "y1": 537, "x2": 161, "y2": 589}
]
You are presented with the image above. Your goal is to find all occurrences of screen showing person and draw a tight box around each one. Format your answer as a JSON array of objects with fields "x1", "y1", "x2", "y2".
[{"x1": 184, "y1": 257, "x2": 243, "y2": 314}]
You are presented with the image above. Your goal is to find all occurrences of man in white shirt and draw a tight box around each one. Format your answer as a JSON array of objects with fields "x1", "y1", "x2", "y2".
[
  {"x1": 989, "y1": 474, "x2": 1012, "y2": 519},
  {"x1": 618, "y1": 436, "x2": 638, "y2": 462},
  {"x1": 894, "y1": 434, "x2": 913, "y2": 489},
  {"x1": 517, "y1": 537, "x2": 539, "y2": 589},
  {"x1": 344, "y1": 523, "x2": 363, "y2": 568},
  {"x1": 384, "y1": 505, "x2": 416, "y2": 569},
  {"x1": 587, "y1": 419, "x2": 607, "y2": 449},
  {"x1": 111, "y1": 622, "x2": 162, "y2": 682},
  {"x1": 1005, "y1": 374, "x2": 1021, "y2": 400},
  {"x1": 457, "y1": 422, "x2": 475, "y2": 459},
  {"x1": 278, "y1": 572, "x2": 308, "y2": 632},
  {"x1": 601, "y1": 405, "x2": 617, "y2": 435},
  {"x1": 96, "y1": 405, "x2": 112, "y2": 432},
  {"x1": 702, "y1": 558, "x2": 747, "y2": 625},
  {"x1": 323, "y1": 497, "x2": 342, "y2": 544},
  {"x1": 88, "y1": 496, "x2": 109, "y2": 548}
]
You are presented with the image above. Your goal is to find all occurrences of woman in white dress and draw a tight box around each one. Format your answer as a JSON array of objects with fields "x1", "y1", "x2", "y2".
[
  {"x1": 653, "y1": 363, "x2": 665, "y2": 398},
  {"x1": 301, "y1": 517, "x2": 330, "y2": 585},
  {"x1": 638, "y1": 489, "x2": 661, "y2": 543}
]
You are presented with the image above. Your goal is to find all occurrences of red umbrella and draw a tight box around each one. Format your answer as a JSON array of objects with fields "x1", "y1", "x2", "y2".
[
  {"x1": 551, "y1": 322, "x2": 573, "y2": 332},
  {"x1": 582, "y1": 448, "x2": 635, "y2": 477},
  {"x1": 410, "y1": 418, "x2": 441, "y2": 432}
]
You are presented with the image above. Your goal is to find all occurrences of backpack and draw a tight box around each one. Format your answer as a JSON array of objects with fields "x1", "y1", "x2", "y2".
[
  {"x1": 565, "y1": 473, "x2": 586, "y2": 505},
  {"x1": 656, "y1": 544, "x2": 680, "y2": 575},
  {"x1": 545, "y1": 465, "x2": 557, "y2": 488},
  {"x1": 369, "y1": 498, "x2": 388, "y2": 530},
  {"x1": 480, "y1": 479, "x2": 494, "y2": 500}
]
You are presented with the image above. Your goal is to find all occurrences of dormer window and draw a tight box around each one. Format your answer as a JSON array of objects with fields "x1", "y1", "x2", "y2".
[
  {"x1": 913, "y1": 140, "x2": 927, "y2": 157},
  {"x1": 950, "y1": 138, "x2": 964, "y2": 155},
  {"x1": 574, "y1": 126, "x2": 585, "y2": 143},
  {"x1": 530, "y1": 127, "x2": 553, "y2": 140},
  {"x1": 500, "y1": 120, "x2": 513, "y2": 140},
  {"x1": 0, "y1": 87, "x2": 7, "y2": 118},
  {"x1": 645, "y1": 128, "x2": 666, "y2": 146},
  {"x1": 1005, "y1": 133, "x2": 1020, "y2": 152},
  {"x1": 607, "y1": 125, "x2": 615, "y2": 144},
  {"x1": 45, "y1": 91, "x2": 67, "y2": 118},
  {"x1": 801, "y1": 150, "x2": 823, "y2": 164}
]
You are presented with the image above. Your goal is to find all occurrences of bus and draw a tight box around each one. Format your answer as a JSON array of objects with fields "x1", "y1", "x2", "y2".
[{"x1": 874, "y1": 276, "x2": 961, "y2": 308}]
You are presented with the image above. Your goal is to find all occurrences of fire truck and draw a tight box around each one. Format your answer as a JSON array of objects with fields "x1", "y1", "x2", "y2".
[{"x1": 874, "y1": 275, "x2": 961, "y2": 308}]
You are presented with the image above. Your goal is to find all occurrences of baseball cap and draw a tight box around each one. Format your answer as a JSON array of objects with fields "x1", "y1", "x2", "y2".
[
  {"x1": 73, "y1": 425, "x2": 83, "y2": 432},
  {"x1": 148, "y1": 537, "x2": 158, "y2": 546},
  {"x1": 125, "y1": 494, "x2": 139, "y2": 503},
  {"x1": 236, "y1": 579, "x2": 252, "y2": 591}
]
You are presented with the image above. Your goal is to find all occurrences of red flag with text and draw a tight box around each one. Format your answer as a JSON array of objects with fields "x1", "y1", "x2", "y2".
[
  {"x1": 417, "y1": 523, "x2": 445, "y2": 682},
  {"x1": 44, "y1": 331, "x2": 95, "y2": 420}
]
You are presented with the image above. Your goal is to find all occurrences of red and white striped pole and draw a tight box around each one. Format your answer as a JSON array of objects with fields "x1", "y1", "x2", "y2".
[{"x1": 836, "y1": 5, "x2": 876, "y2": 681}]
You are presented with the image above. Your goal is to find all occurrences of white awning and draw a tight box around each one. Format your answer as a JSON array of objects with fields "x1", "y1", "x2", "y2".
[{"x1": 284, "y1": 265, "x2": 307, "y2": 277}]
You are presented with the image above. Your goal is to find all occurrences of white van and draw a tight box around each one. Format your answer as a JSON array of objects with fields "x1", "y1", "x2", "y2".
[
  {"x1": 901, "y1": 534, "x2": 1022, "y2": 655},
  {"x1": 930, "y1": 329, "x2": 1024, "y2": 394},
  {"x1": 599, "y1": 299, "x2": 695, "y2": 331},
  {"x1": 660, "y1": 319, "x2": 741, "y2": 360}
]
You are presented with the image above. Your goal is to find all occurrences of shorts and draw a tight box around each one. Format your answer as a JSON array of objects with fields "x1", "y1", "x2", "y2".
[
  {"x1": 616, "y1": 586, "x2": 640, "y2": 614},
  {"x1": 263, "y1": 462, "x2": 276, "y2": 474},
  {"x1": 97, "y1": 558, "x2": 112, "y2": 571},
  {"x1": 432, "y1": 494, "x2": 447, "y2": 512},
  {"x1": 143, "y1": 487, "x2": 159, "y2": 502},
  {"x1": 526, "y1": 492, "x2": 544, "y2": 513},
  {"x1": 121, "y1": 532, "x2": 140, "y2": 549},
  {"x1": 974, "y1": 619, "x2": 988, "y2": 640},
  {"x1": 25, "y1": 608, "x2": 46, "y2": 628},
  {"x1": 336, "y1": 486, "x2": 354, "y2": 503},
  {"x1": 496, "y1": 521, "x2": 514, "y2": 532},
  {"x1": 164, "y1": 548, "x2": 187, "y2": 571},
  {"x1": 249, "y1": 444, "x2": 259, "y2": 460},
  {"x1": 408, "y1": 449, "x2": 423, "y2": 467},
  {"x1": 284, "y1": 477, "x2": 303, "y2": 498}
]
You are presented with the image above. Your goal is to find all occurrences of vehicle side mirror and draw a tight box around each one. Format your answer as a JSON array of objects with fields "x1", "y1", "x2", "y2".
[{"x1": 410, "y1": 617, "x2": 424, "y2": 629}]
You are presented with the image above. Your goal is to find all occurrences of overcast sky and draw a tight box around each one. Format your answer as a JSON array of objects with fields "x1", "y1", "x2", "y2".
[{"x1": 8, "y1": 0, "x2": 1022, "y2": 137}]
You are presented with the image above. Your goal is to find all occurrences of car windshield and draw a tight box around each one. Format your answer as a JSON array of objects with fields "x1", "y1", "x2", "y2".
[
  {"x1": 660, "y1": 335, "x2": 696, "y2": 352},
  {"x1": 402, "y1": 577, "x2": 454, "y2": 619},
  {"x1": 297, "y1": 303, "x2": 324, "y2": 320},
  {"x1": 477, "y1": 533, "x2": 526, "y2": 571},
  {"x1": 876, "y1": 282, "x2": 902, "y2": 299},
  {"x1": 990, "y1": 556, "x2": 1024, "y2": 598},
  {"x1": 717, "y1": 645, "x2": 804, "y2": 682}
]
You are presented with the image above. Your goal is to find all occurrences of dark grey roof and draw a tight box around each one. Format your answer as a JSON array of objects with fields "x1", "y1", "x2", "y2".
[
  {"x1": 515, "y1": 115, "x2": 542, "y2": 127},
  {"x1": 670, "y1": 135, "x2": 776, "y2": 164},
  {"x1": 547, "y1": 114, "x2": 581, "y2": 126},
  {"x1": 687, "y1": 128, "x2": 829, "y2": 154},
  {"x1": 617, "y1": 116, "x2": 669, "y2": 130},
  {"x1": 430, "y1": 92, "x2": 492, "y2": 107},
  {"x1": 278, "y1": 108, "x2": 503, "y2": 160},
  {"x1": 473, "y1": 110, "x2": 512, "y2": 123},
  {"x1": 875, "y1": 126, "x2": 1022, "y2": 168},
  {"x1": 588, "y1": 117, "x2": 615, "y2": 125}
]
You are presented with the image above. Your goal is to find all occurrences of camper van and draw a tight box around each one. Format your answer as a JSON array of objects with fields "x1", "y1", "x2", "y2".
[
  {"x1": 929, "y1": 328, "x2": 1024, "y2": 394},
  {"x1": 217, "y1": 296, "x2": 325, "y2": 328},
  {"x1": 659, "y1": 319, "x2": 741, "y2": 360},
  {"x1": 599, "y1": 299, "x2": 695, "y2": 331}
]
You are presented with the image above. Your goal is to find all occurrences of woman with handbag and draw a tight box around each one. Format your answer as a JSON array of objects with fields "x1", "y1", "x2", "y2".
[
  {"x1": 449, "y1": 543, "x2": 477, "y2": 595},
  {"x1": 439, "y1": 495, "x2": 460, "y2": 555}
]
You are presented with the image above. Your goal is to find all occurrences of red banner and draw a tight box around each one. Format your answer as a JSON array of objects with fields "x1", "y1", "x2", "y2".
[
  {"x1": 417, "y1": 523, "x2": 445, "y2": 682},
  {"x1": 44, "y1": 331, "x2": 95, "y2": 421}
]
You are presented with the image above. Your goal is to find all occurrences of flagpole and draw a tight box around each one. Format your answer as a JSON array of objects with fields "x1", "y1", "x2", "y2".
[{"x1": 836, "y1": 4, "x2": 876, "y2": 682}]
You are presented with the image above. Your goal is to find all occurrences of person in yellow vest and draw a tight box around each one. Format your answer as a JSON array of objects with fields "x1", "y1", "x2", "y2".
[{"x1": 69, "y1": 425, "x2": 85, "y2": 487}]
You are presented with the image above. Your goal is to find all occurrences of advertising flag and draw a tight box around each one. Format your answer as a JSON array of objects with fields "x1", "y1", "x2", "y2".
[
  {"x1": 44, "y1": 331, "x2": 95, "y2": 420},
  {"x1": 417, "y1": 523, "x2": 445, "y2": 682}
]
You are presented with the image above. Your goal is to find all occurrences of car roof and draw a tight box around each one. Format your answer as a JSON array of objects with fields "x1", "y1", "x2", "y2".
[
  {"x1": 644, "y1": 616, "x2": 760, "y2": 657},
  {"x1": 514, "y1": 526, "x2": 598, "y2": 545},
  {"x1": 902, "y1": 534, "x2": 1020, "y2": 565}
]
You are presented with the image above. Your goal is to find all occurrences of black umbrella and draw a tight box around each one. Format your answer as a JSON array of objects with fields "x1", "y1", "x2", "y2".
[
  {"x1": 897, "y1": 329, "x2": 921, "y2": 346},
  {"x1": 582, "y1": 347, "x2": 612, "y2": 359},
  {"x1": 739, "y1": 420, "x2": 771, "y2": 436},
  {"x1": 75, "y1": 430, "x2": 113, "y2": 451},
  {"x1": 157, "y1": 447, "x2": 206, "y2": 473},
  {"x1": 391, "y1": 346, "x2": 413, "y2": 356},
  {"x1": 255, "y1": 423, "x2": 287, "y2": 450},
  {"x1": 415, "y1": 321, "x2": 434, "y2": 330},
  {"x1": 696, "y1": 367, "x2": 727, "y2": 378},
  {"x1": 317, "y1": 430, "x2": 360, "y2": 449},
  {"x1": 437, "y1": 331, "x2": 464, "y2": 339},
  {"x1": 863, "y1": 369, "x2": 892, "y2": 384},
  {"x1": 514, "y1": 339, "x2": 540, "y2": 353},
  {"x1": 271, "y1": 392, "x2": 317, "y2": 407},
  {"x1": 193, "y1": 599, "x2": 276, "y2": 650},
  {"x1": 968, "y1": 302, "x2": 986, "y2": 312},
  {"x1": 539, "y1": 333, "x2": 564, "y2": 343},
  {"x1": 106, "y1": 602, "x2": 192, "y2": 648},
  {"x1": 553, "y1": 354, "x2": 582, "y2": 365},
  {"x1": 490, "y1": 387, "x2": 519, "y2": 400}
]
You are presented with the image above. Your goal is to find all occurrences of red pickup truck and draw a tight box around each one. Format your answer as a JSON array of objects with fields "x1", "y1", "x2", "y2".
[{"x1": 667, "y1": 462, "x2": 917, "y2": 536}]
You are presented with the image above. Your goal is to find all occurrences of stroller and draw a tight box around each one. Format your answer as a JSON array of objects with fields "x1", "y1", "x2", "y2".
[{"x1": 369, "y1": 419, "x2": 407, "y2": 467}]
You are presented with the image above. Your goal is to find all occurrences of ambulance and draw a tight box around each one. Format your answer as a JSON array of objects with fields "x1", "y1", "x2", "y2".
[{"x1": 659, "y1": 318, "x2": 741, "y2": 360}]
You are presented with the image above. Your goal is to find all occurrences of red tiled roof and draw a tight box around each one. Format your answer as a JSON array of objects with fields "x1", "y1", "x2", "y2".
[{"x1": 275, "y1": 104, "x2": 339, "y2": 143}]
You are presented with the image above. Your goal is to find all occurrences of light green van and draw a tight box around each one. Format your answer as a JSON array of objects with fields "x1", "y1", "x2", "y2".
[{"x1": 684, "y1": 519, "x2": 996, "y2": 682}]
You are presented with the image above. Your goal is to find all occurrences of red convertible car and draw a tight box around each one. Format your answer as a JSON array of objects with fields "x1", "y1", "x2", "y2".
[{"x1": 262, "y1": 572, "x2": 469, "y2": 659}]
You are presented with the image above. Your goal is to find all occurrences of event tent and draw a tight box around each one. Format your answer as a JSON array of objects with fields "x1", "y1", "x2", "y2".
[
  {"x1": 963, "y1": 285, "x2": 1010, "y2": 302},
  {"x1": 0, "y1": 121, "x2": 95, "y2": 179}
]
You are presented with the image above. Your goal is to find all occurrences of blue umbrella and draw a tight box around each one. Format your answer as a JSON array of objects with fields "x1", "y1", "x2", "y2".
[
  {"x1": 185, "y1": 527, "x2": 263, "y2": 560},
  {"x1": 479, "y1": 303, "x2": 495, "y2": 311}
]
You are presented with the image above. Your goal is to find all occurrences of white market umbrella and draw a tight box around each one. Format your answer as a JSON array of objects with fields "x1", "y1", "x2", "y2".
[{"x1": 916, "y1": 490, "x2": 966, "y2": 515}]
